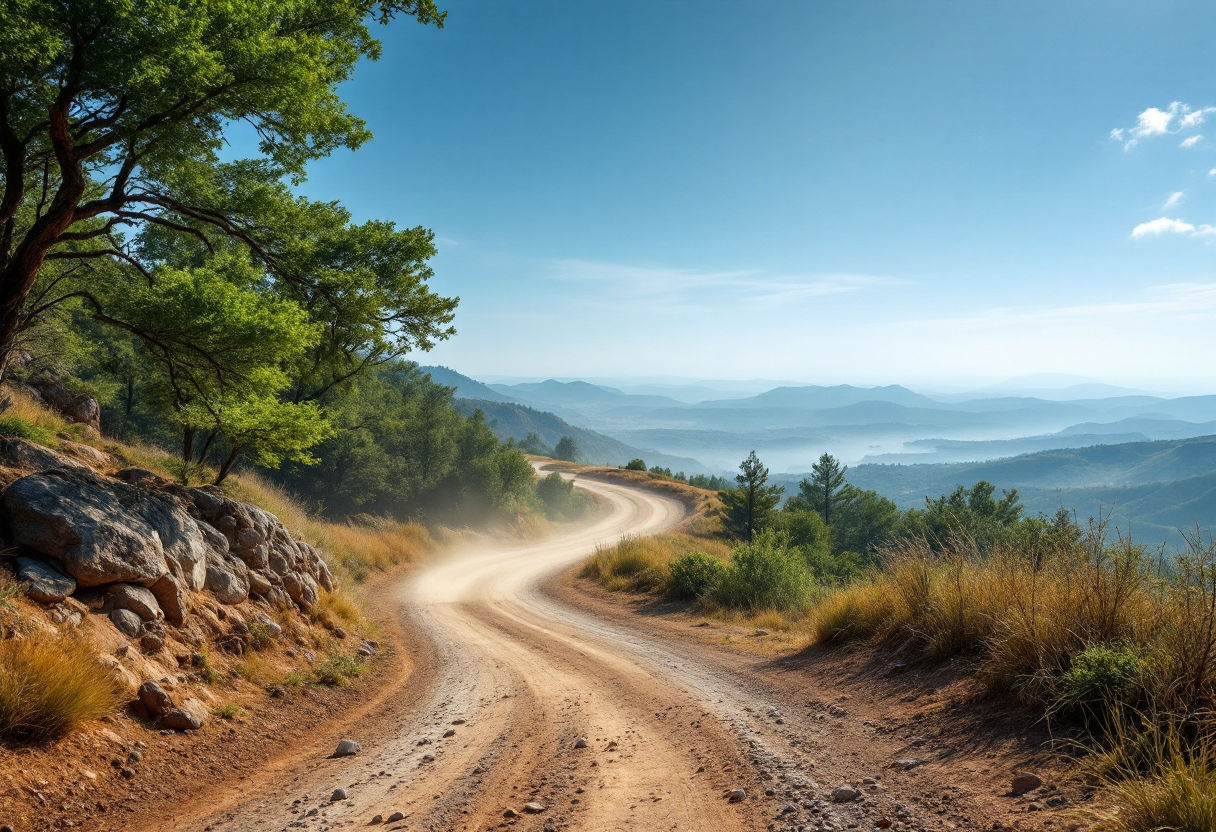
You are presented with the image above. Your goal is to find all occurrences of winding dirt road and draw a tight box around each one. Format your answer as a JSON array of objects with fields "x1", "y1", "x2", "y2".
[{"x1": 159, "y1": 470, "x2": 1057, "y2": 832}]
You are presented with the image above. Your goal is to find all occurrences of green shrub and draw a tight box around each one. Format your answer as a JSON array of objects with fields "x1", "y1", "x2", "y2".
[
  {"x1": 1058, "y1": 644, "x2": 1145, "y2": 711},
  {"x1": 712, "y1": 531, "x2": 815, "y2": 612},
  {"x1": 667, "y1": 551, "x2": 726, "y2": 600},
  {"x1": 247, "y1": 619, "x2": 277, "y2": 651},
  {"x1": 313, "y1": 651, "x2": 365, "y2": 687},
  {"x1": 624, "y1": 458, "x2": 647, "y2": 471},
  {"x1": 0, "y1": 416, "x2": 56, "y2": 446}
]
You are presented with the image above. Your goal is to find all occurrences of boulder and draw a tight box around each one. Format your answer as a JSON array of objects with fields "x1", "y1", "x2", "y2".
[
  {"x1": 108, "y1": 583, "x2": 162, "y2": 621},
  {"x1": 28, "y1": 377, "x2": 102, "y2": 434},
  {"x1": 59, "y1": 441, "x2": 111, "y2": 469},
  {"x1": 205, "y1": 558, "x2": 249, "y2": 605},
  {"x1": 265, "y1": 586, "x2": 292, "y2": 609},
  {"x1": 148, "y1": 574, "x2": 187, "y2": 626},
  {"x1": 97, "y1": 655, "x2": 140, "y2": 696},
  {"x1": 332, "y1": 739, "x2": 361, "y2": 758},
  {"x1": 138, "y1": 681, "x2": 173, "y2": 716},
  {"x1": 4, "y1": 469, "x2": 195, "y2": 588},
  {"x1": 139, "y1": 620, "x2": 166, "y2": 654},
  {"x1": 830, "y1": 786, "x2": 862, "y2": 803},
  {"x1": 0, "y1": 437, "x2": 88, "y2": 473},
  {"x1": 113, "y1": 467, "x2": 169, "y2": 489},
  {"x1": 1011, "y1": 772, "x2": 1042, "y2": 796},
  {"x1": 195, "y1": 521, "x2": 230, "y2": 558},
  {"x1": 16, "y1": 557, "x2": 76, "y2": 603},
  {"x1": 247, "y1": 570, "x2": 273, "y2": 597},
  {"x1": 282, "y1": 572, "x2": 316, "y2": 609},
  {"x1": 110, "y1": 608, "x2": 144, "y2": 638},
  {"x1": 267, "y1": 546, "x2": 292, "y2": 577},
  {"x1": 160, "y1": 707, "x2": 202, "y2": 730}
]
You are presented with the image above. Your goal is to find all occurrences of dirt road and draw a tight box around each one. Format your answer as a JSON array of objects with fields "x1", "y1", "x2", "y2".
[{"x1": 161, "y1": 471, "x2": 1060, "y2": 832}]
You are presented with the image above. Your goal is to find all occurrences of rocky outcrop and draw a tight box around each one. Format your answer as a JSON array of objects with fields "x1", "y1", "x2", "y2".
[
  {"x1": 2, "y1": 449, "x2": 337, "y2": 640},
  {"x1": 26, "y1": 376, "x2": 102, "y2": 437}
]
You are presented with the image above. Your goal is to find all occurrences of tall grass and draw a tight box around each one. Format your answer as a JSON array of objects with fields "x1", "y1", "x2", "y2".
[
  {"x1": 580, "y1": 533, "x2": 732, "y2": 593},
  {"x1": 0, "y1": 628, "x2": 123, "y2": 740}
]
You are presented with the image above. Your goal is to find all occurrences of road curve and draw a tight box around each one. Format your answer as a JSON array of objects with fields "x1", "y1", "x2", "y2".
[{"x1": 169, "y1": 470, "x2": 775, "y2": 832}]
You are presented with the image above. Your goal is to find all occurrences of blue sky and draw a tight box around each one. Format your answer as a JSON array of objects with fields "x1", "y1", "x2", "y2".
[{"x1": 295, "y1": 1, "x2": 1216, "y2": 389}]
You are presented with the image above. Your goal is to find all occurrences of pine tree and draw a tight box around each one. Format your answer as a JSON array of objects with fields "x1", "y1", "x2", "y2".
[
  {"x1": 799, "y1": 453, "x2": 849, "y2": 525},
  {"x1": 718, "y1": 451, "x2": 784, "y2": 541}
]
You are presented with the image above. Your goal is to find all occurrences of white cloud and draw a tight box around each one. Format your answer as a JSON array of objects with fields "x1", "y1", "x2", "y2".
[
  {"x1": 1210, "y1": 168, "x2": 1216, "y2": 177},
  {"x1": 1113, "y1": 102, "x2": 1216, "y2": 150},
  {"x1": 1162, "y1": 191, "x2": 1184, "y2": 210},
  {"x1": 1181, "y1": 134, "x2": 1203, "y2": 149},
  {"x1": 1131, "y1": 217, "x2": 1216, "y2": 238}
]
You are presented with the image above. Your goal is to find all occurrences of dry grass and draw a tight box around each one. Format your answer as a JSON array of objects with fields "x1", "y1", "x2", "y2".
[
  {"x1": 580, "y1": 533, "x2": 731, "y2": 593},
  {"x1": 0, "y1": 628, "x2": 124, "y2": 741}
]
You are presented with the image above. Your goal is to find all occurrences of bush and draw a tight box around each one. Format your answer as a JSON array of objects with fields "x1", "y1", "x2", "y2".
[
  {"x1": 0, "y1": 416, "x2": 57, "y2": 446},
  {"x1": 0, "y1": 629, "x2": 123, "y2": 740},
  {"x1": 712, "y1": 532, "x2": 815, "y2": 613},
  {"x1": 624, "y1": 458, "x2": 647, "y2": 471},
  {"x1": 247, "y1": 619, "x2": 277, "y2": 651},
  {"x1": 667, "y1": 551, "x2": 726, "y2": 600},
  {"x1": 313, "y1": 651, "x2": 365, "y2": 687},
  {"x1": 1057, "y1": 644, "x2": 1145, "y2": 712}
]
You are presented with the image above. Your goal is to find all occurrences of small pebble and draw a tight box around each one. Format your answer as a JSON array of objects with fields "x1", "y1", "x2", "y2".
[
  {"x1": 331, "y1": 788, "x2": 347, "y2": 802},
  {"x1": 386, "y1": 811, "x2": 405, "y2": 822},
  {"x1": 728, "y1": 788, "x2": 747, "y2": 802}
]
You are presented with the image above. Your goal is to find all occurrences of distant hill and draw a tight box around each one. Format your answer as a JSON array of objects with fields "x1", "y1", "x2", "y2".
[
  {"x1": 699, "y1": 384, "x2": 935, "y2": 410},
  {"x1": 490, "y1": 379, "x2": 683, "y2": 409},
  {"x1": 418, "y1": 366, "x2": 522, "y2": 404},
  {"x1": 452, "y1": 398, "x2": 716, "y2": 475}
]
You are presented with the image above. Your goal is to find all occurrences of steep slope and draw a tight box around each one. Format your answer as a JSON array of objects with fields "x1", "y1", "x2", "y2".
[{"x1": 417, "y1": 365, "x2": 522, "y2": 404}]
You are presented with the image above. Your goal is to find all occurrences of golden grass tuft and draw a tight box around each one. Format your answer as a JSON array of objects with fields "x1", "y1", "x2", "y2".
[
  {"x1": 0, "y1": 628, "x2": 124, "y2": 740},
  {"x1": 580, "y1": 533, "x2": 731, "y2": 593}
]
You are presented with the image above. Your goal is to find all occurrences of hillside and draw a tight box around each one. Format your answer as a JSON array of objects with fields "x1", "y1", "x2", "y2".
[
  {"x1": 452, "y1": 398, "x2": 716, "y2": 474},
  {"x1": 839, "y1": 434, "x2": 1216, "y2": 541}
]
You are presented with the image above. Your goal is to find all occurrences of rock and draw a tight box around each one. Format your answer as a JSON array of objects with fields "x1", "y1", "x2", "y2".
[
  {"x1": 421, "y1": 754, "x2": 434, "y2": 762},
  {"x1": 893, "y1": 759, "x2": 928, "y2": 770},
  {"x1": 3, "y1": 468, "x2": 214, "y2": 588},
  {"x1": 332, "y1": 739, "x2": 361, "y2": 758},
  {"x1": 831, "y1": 786, "x2": 862, "y2": 803},
  {"x1": 140, "y1": 621, "x2": 166, "y2": 654},
  {"x1": 282, "y1": 572, "x2": 316, "y2": 609},
  {"x1": 753, "y1": 628, "x2": 769, "y2": 636},
  {"x1": 195, "y1": 521, "x2": 230, "y2": 558},
  {"x1": 120, "y1": 767, "x2": 136, "y2": 779},
  {"x1": 330, "y1": 788, "x2": 347, "y2": 802},
  {"x1": 113, "y1": 468, "x2": 168, "y2": 488},
  {"x1": 727, "y1": 789, "x2": 747, "y2": 803},
  {"x1": 205, "y1": 561, "x2": 249, "y2": 605},
  {"x1": 1011, "y1": 771, "x2": 1042, "y2": 796},
  {"x1": 443, "y1": 729, "x2": 456, "y2": 738},
  {"x1": 386, "y1": 811, "x2": 405, "y2": 822},
  {"x1": 149, "y1": 574, "x2": 187, "y2": 626},
  {"x1": 256, "y1": 615, "x2": 283, "y2": 636},
  {"x1": 1028, "y1": 801, "x2": 1043, "y2": 811},
  {"x1": 28, "y1": 377, "x2": 102, "y2": 433},
  {"x1": 247, "y1": 570, "x2": 273, "y2": 597},
  {"x1": 108, "y1": 583, "x2": 162, "y2": 621},
  {"x1": 16, "y1": 556, "x2": 76, "y2": 603},
  {"x1": 369, "y1": 814, "x2": 383, "y2": 825},
  {"x1": 574, "y1": 737, "x2": 588, "y2": 749},
  {"x1": 265, "y1": 586, "x2": 292, "y2": 609},
  {"x1": 357, "y1": 642, "x2": 375, "y2": 658},
  {"x1": 110, "y1": 608, "x2": 144, "y2": 638},
  {"x1": 160, "y1": 700, "x2": 205, "y2": 730},
  {"x1": 0, "y1": 437, "x2": 88, "y2": 473},
  {"x1": 97, "y1": 654, "x2": 140, "y2": 695},
  {"x1": 523, "y1": 802, "x2": 545, "y2": 813},
  {"x1": 138, "y1": 681, "x2": 174, "y2": 716},
  {"x1": 332, "y1": 626, "x2": 346, "y2": 639},
  {"x1": 503, "y1": 808, "x2": 518, "y2": 818},
  {"x1": 60, "y1": 441, "x2": 111, "y2": 469}
]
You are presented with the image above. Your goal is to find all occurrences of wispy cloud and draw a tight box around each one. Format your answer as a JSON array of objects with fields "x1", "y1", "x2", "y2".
[
  {"x1": 1131, "y1": 217, "x2": 1216, "y2": 239},
  {"x1": 550, "y1": 259, "x2": 907, "y2": 307},
  {"x1": 1112, "y1": 102, "x2": 1215, "y2": 150},
  {"x1": 1181, "y1": 134, "x2": 1204, "y2": 149},
  {"x1": 1162, "y1": 191, "x2": 1185, "y2": 210}
]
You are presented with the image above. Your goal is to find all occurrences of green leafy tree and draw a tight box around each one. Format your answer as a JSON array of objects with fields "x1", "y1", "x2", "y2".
[
  {"x1": 718, "y1": 451, "x2": 784, "y2": 542},
  {"x1": 554, "y1": 435, "x2": 580, "y2": 462},
  {"x1": 0, "y1": 0, "x2": 447, "y2": 378},
  {"x1": 830, "y1": 487, "x2": 901, "y2": 561},
  {"x1": 898, "y1": 480, "x2": 1024, "y2": 551},
  {"x1": 624, "y1": 458, "x2": 647, "y2": 471}
]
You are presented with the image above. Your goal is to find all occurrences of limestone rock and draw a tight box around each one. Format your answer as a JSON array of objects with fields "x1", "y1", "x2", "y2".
[
  {"x1": 59, "y1": 441, "x2": 111, "y2": 469},
  {"x1": 108, "y1": 583, "x2": 162, "y2": 621},
  {"x1": 523, "y1": 802, "x2": 545, "y2": 813},
  {"x1": 110, "y1": 608, "x2": 144, "y2": 638},
  {"x1": 149, "y1": 574, "x2": 187, "y2": 626},
  {"x1": 204, "y1": 558, "x2": 249, "y2": 605},
  {"x1": 4, "y1": 468, "x2": 200, "y2": 587},
  {"x1": 727, "y1": 789, "x2": 747, "y2": 803},
  {"x1": 332, "y1": 739, "x2": 361, "y2": 758},
  {"x1": 16, "y1": 557, "x2": 75, "y2": 603}
]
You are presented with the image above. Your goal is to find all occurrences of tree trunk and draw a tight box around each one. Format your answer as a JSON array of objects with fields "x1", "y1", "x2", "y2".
[{"x1": 214, "y1": 446, "x2": 240, "y2": 485}]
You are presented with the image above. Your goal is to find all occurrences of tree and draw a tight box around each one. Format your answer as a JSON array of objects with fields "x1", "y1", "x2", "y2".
[
  {"x1": 796, "y1": 453, "x2": 850, "y2": 525},
  {"x1": 830, "y1": 487, "x2": 900, "y2": 561},
  {"x1": 0, "y1": 0, "x2": 447, "y2": 378},
  {"x1": 554, "y1": 435, "x2": 579, "y2": 462},
  {"x1": 718, "y1": 451, "x2": 784, "y2": 542},
  {"x1": 624, "y1": 458, "x2": 647, "y2": 471},
  {"x1": 898, "y1": 481, "x2": 1024, "y2": 551}
]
